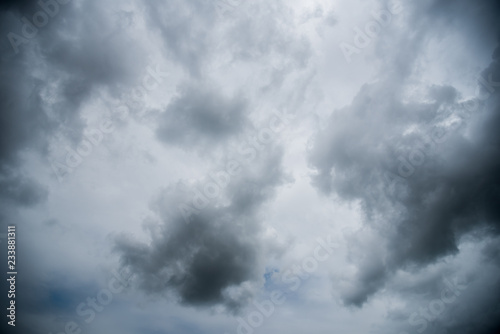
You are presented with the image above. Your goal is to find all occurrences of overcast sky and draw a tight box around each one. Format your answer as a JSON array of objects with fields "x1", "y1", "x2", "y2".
[{"x1": 1, "y1": 0, "x2": 500, "y2": 333}]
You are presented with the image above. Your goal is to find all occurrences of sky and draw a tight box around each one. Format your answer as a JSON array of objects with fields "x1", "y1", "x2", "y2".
[{"x1": 0, "y1": 0, "x2": 500, "y2": 333}]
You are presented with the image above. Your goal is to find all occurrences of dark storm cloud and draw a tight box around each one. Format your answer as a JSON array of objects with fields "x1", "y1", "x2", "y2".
[
  {"x1": 376, "y1": 235, "x2": 500, "y2": 334},
  {"x1": 309, "y1": 42, "x2": 500, "y2": 309},
  {"x1": 307, "y1": 0, "x2": 500, "y2": 311},
  {"x1": 114, "y1": 146, "x2": 288, "y2": 312},
  {"x1": 0, "y1": 0, "x2": 147, "y2": 178},
  {"x1": 34, "y1": 0, "x2": 148, "y2": 143},
  {"x1": 0, "y1": 1, "x2": 150, "y2": 332},
  {"x1": 156, "y1": 82, "x2": 248, "y2": 149}
]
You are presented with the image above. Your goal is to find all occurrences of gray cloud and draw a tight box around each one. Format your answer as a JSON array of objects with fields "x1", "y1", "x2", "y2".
[
  {"x1": 0, "y1": 0, "x2": 148, "y2": 163},
  {"x1": 307, "y1": 2, "x2": 500, "y2": 314},
  {"x1": 309, "y1": 43, "x2": 500, "y2": 310},
  {"x1": 1, "y1": 0, "x2": 499, "y2": 333},
  {"x1": 156, "y1": 82, "x2": 248, "y2": 149},
  {"x1": 143, "y1": 0, "x2": 217, "y2": 77},
  {"x1": 0, "y1": 167, "x2": 47, "y2": 207},
  {"x1": 142, "y1": 0, "x2": 311, "y2": 76},
  {"x1": 114, "y1": 145, "x2": 288, "y2": 312},
  {"x1": 0, "y1": 0, "x2": 152, "y2": 214},
  {"x1": 375, "y1": 235, "x2": 500, "y2": 334},
  {"x1": 0, "y1": 2, "x2": 152, "y2": 332}
]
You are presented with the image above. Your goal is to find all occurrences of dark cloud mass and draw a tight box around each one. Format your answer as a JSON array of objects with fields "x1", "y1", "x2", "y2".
[
  {"x1": 310, "y1": 51, "x2": 500, "y2": 307},
  {"x1": 309, "y1": 14, "x2": 500, "y2": 317},
  {"x1": 115, "y1": 146, "x2": 288, "y2": 312},
  {"x1": 0, "y1": 1, "x2": 153, "y2": 333},
  {"x1": 1, "y1": 0, "x2": 500, "y2": 333}
]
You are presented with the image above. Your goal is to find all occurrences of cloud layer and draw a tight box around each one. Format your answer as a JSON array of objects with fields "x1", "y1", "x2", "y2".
[{"x1": 1, "y1": 0, "x2": 500, "y2": 333}]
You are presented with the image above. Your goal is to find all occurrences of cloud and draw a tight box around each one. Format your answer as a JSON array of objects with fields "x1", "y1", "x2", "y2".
[
  {"x1": 0, "y1": 1, "x2": 153, "y2": 332},
  {"x1": 0, "y1": 0, "x2": 150, "y2": 202},
  {"x1": 114, "y1": 145, "x2": 289, "y2": 313},
  {"x1": 308, "y1": 44, "x2": 500, "y2": 307},
  {"x1": 142, "y1": 0, "x2": 216, "y2": 76},
  {"x1": 373, "y1": 234, "x2": 500, "y2": 334},
  {"x1": 0, "y1": 167, "x2": 47, "y2": 207},
  {"x1": 142, "y1": 0, "x2": 311, "y2": 77},
  {"x1": 156, "y1": 82, "x2": 248, "y2": 149},
  {"x1": 1, "y1": 0, "x2": 499, "y2": 333}
]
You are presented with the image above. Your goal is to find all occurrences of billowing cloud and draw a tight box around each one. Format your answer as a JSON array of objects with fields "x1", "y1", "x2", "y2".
[
  {"x1": 1, "y1": 0, "x2": 500, "y2": 333},
  {"x1": 114, "y1": 145, "x2": 289, "y2": 312},
  {"x1": 156, "y1": 82, "x2": 248, "y2": 149},
  {"x1": 309, "y1": 40, "x2": 500, "y2": 308}
]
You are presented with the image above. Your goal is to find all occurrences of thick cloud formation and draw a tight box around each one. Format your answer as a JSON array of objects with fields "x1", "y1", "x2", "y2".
[
  {"x1": 0, "y1": 0, "x2": 148, "y2": 169},
  {"x1": 156, "y1": 83, "x2": 248, "y2": 149},
  {"x1": 0, "y1": 0, "x2": 153, "y2": 235},
  {"x1": 2, "y1": 0, "x2": 500, "y2": 333},
  {"x1": 0, "y1": 1, "x2": 152, "y2": 332},
  {"x1": 309, "y1": 42, "x2": 500, "y2": 308},
  {"x1": 115, "y1": 146, "x2": 288, "y2": 312},
  {"x1": 307, "y1": 1, "x2": 500, "y2": 315}
]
